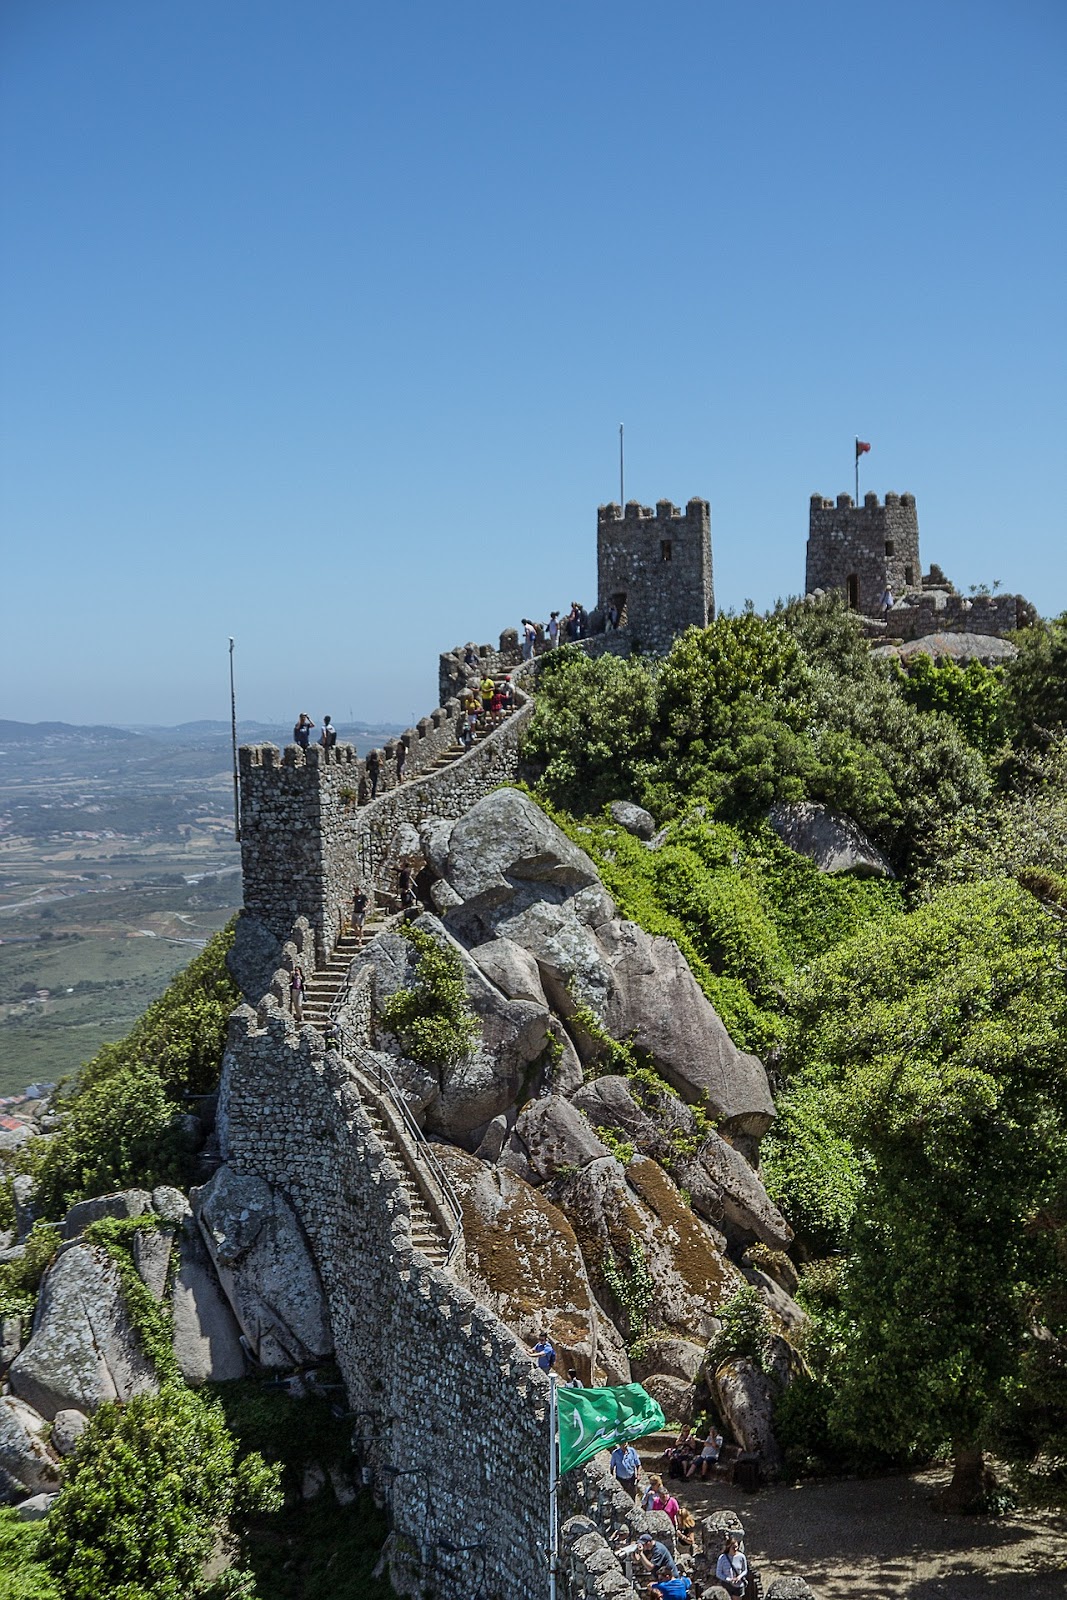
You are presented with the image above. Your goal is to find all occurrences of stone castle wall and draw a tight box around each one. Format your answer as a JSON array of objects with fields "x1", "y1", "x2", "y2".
[
  {"x1": 806, "y1": 492, "x2": 921, "y2": 617},
  {"x1": 239, "y1": 691, "x2": 533, "y2": 963},
  {"x1": 219, "y1": 1001, "x2": 653, "y2": 1600},
  {"x1": 888, "y1": 591, "x2": 1020, "y2": 640},
  {"x1": 598, "y1": 499, "x2": 714, "y2": 655}
]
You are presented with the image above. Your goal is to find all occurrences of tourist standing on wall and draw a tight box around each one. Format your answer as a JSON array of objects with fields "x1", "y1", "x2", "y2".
[
  {"x1": 610, "y1": 1441, "x2": 641, "y2": 1499},
  {"x1": 396, "y1": 740, "x2": 407, "y2": 783},
  {"x1": 521, "y1": 619, "x2": 537, "y2": 660},
  {"x1": 319, "y1": 716, "x2": 337, "y2": 760},
  {"x1": 293, "y1": 713, "x2": 314, "y2": 749},
  {"x1": 289, "y1": 965, "x2": 306, "y2": 1023},
  {"x1": 352, "y1": 886, "x2": 369, "y2": 946},
  {"x1": 366, "y1": 748, "x2": 382, "y2": 799},
  {"x1": 547, "y1": 611, "x2": 560, "y2": 647}
]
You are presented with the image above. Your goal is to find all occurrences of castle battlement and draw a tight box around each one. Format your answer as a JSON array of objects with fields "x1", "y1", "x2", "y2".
[
  {"x1": 597, "y1": 495, "x2": 714, "y2": 652},
  {"x1": 598, "y1": 496, "x2": 708, "y2": 526},
  {"x1": 810, "y1": 491, "x2": 917, "y2": 513},
  {"x1": 807, "y1": 490, "x2": 921, "y2": 616}
]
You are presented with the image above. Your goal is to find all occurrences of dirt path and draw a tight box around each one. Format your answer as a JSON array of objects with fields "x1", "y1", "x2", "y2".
[{"x1": 648, "y1": 1461, "x2": 1067, "y2": 1599}]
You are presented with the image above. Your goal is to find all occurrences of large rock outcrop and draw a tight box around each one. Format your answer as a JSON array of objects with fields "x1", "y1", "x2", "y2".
[
  {"x1": 768, "y1": 801, "x2": 893, "y2": 879},
  {"x1": 359, "y1": 915, "x2": 554, "y2": 1141},
  {"x1": 550, "y1": 1155, "x2": 741, "y2": 1344},
  {"x1": 170, "y1": 1226, "x2": 247, "y2": 1386},
  {"x1": 8, "y1": 1244, "x2": 159, "y2": 1420},
  {"x1": 571, "y1": 1075, "x2": 790, "y2": 1250},
  {"x1": 432, "y1": 789, "x2": 776, "y2": 1136},
  {"x1": 0, "y1": 1396, "x2": 61, "y2": 1499},
  {"x1": 197, "y1": 1167, "x2": 333, "y2": 1369},
  {"x1": 436, "y1": 1146, "x2": 629, "y2": 1384}
]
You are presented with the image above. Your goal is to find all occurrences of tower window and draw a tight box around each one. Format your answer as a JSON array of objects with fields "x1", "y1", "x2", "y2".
[
  {"x1": 847, "y1": 574, "x2": 859, "y2": 610},
  {"x1": 885, "y1": 540, "x2": 895, "y2": 556},
  {"x1": 905, "y1": 565, "x2": 915, "y2": 586},
  {"x1": 660, "y1": 540, "x2": 672, "y2": 562}
]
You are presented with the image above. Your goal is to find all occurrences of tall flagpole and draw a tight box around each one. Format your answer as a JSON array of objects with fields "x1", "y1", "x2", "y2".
[
  {"x1": 619, "y1": 424, "x2": 625, "y2": 508},
  {"x1": 854, "y1": 437, "x2": 859, "y2": 505},
  {"x1": 229, "y1": 638, "x2": 241, "y2": 843},
  {"x1": 548, "y1": 1373, "x2": 559, "y2": 1600}
]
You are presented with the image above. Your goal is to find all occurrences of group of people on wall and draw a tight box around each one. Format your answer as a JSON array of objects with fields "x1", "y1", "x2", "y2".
[{"x1": 529, "y1": 1335, "x2": 758, "y2": 1600}]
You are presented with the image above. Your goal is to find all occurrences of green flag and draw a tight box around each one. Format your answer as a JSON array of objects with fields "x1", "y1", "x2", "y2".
[{"x1": 557, "y1": 1382, "x2": 666, "y2": 1475}]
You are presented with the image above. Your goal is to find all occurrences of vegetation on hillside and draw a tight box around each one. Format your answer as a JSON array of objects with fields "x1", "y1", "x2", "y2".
[
  {"x1": 25, "y1": 923, "x2": 239, "y2": 1219},
  {"x1": 522, "y1": 599, "x2": 1067, "y2": 1508}
]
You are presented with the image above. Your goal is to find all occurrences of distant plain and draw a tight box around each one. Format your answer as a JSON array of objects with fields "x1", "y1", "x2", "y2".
[{"x1": 0, "y1": 718, "x2": 395, "y2": 1096}]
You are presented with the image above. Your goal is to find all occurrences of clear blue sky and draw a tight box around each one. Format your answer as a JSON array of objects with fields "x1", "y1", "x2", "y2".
[{"x1": 2, "y1": 0, "x2": 1064, "y2": 727}]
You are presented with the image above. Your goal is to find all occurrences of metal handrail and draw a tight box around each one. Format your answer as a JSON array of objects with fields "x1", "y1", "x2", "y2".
[
  {"x1": 352, "y1": 1042, "x2": 465, "y2": 1262},
  {"x1": 324, "y1": 975, "x2": 464, "y2": 1266}
]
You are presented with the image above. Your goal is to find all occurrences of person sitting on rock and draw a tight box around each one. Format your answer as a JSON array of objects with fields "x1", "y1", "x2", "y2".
[
  {"x1": 697, "y1": 1425, "x2": 724, "y2": 1479},
  {"x1": 663, "y1": 1425, "x2": 696, "y2": 1481},
  {"x1": 715, "y1": 1536, "x2": 748, "y2": 1597}
]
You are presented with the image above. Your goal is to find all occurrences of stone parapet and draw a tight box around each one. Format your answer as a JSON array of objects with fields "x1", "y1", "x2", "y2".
[{"x1": 238, "y1": 690, "x2": 532, "y2": 961}]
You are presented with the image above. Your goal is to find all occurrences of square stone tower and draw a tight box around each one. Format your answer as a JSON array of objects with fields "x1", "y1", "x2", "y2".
[
  {"x1": 806, "y1": 492, "x2": 920, "y2": 615},
  {"x1": 597, "y1": 498, "x2": 714, "y2": 653}
]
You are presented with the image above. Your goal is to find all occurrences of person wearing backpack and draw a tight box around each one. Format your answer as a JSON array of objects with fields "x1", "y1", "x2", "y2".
[{"x1": 319, "y1": 716, "x2": 337, "y2": 760}]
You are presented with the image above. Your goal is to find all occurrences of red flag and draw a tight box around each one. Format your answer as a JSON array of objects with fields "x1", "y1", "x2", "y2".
[{"x1": 855, "y1": 440, "x2": 871, "y2": 458}]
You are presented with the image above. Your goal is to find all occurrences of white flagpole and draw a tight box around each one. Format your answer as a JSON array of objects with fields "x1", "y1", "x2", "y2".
[{"x1": 548, "y1": 1372, "x2": 559, "y2": 1600}]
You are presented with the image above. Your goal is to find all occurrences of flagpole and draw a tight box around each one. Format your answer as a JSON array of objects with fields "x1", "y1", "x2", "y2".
[
  {"x1": 548, "y1": 1373, "x2": 559, "y2": 1600},
  {"x1": 229, "y1": 638, "x2": 240, "y2": 843},
  {"x1": 619, "y1": 424, "x2": 625, "y2": 508},
  {"x1": 854, "y1": 437, "x2": 859, "y2": 505}
]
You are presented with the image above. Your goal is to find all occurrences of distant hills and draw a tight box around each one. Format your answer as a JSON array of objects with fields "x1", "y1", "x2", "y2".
[
  {"x1": 0, "y1": 718, "x2": 404, "y2": 749},
  {"x1": 0, "y1": 720, "x2": 147, "y2": 746}
]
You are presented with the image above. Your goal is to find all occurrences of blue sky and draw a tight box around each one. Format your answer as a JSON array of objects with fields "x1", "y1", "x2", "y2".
[{"x1": 2, "y1": 0, "x2": 1064, "y2": 727}]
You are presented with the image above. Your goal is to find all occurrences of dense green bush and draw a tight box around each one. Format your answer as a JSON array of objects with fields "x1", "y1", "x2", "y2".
[
  {"x1": 706, "y1": 1285, "x2": 774, "y2": 1374},
  {"x1": 777, "y1": 879, "x2": 1067, "y2": 1500},
  {"x1": 0, "y1": 1509, "x2": 60, "y2": 1600},
  {"x1": 523, "y1": 599, "x2": 989, "y2": 873},
  {"x1": 1002, "y1": 610, "x2": 1067, "y2": 748},
  {"x1": 379, "y1": 923, "x2": 480, "y2": 1073},
  {"x1": 46, "y1": 1387, "x2": 281, "y2": 1600},
  {"x1": 892, "y1": 653, "x2": 1005, "y2": 756},
  {"x1": 27, "y1": 923, "x2": 237, "y2": 1220}
]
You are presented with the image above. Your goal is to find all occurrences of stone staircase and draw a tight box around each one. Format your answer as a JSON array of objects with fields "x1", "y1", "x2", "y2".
[
  {"x1": 299, "y1": 919, "x2": 461, "y2": 1274},
  {"x1": 421, "y1": 681, "x2": 517, "y2": 773}
]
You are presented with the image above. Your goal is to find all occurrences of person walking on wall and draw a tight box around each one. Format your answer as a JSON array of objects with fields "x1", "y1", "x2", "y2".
[
  {"x1": 293, "y1": 713, "x2": 314, "y2": 750},
  {"x1": 352, "y1": 886, "x2": 369, "y2": 947},
  {"x1": 521, "y1": 618, "x2": 537, "y2": 661},
  {"x1": 319, "y1": 716, "x2": 337, "y2": 760},
  {"x1": 610, "y1": 1440, "x2": 641, "y2": 1500},
  {"x1": 366, "y1": 748, "x2": 382, "y2": 799},
  {"x1": 531, "y1": 1332, "x2": 556, "y2": 1372},
  {"x1": 289, "y1": 965, "x2": 306, "y2": 1023},
  {"x1": 396, "y1": 740, "x2": 407, "y2": 783},
  {"x1": 398, "y1": 862, "x2": 416, "y2": 912},
  {"x1": 880, "y1": 585, "x2": 894, "y2": 619},
  {"x1": 547, "y1": 611, "x2": 560, "y2": 648}
]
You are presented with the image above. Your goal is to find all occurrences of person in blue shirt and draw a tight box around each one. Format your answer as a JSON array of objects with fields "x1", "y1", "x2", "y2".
[
  {"x1": 651, "y1": 1578, "x2": 691, "y2": 1600},
  {"x1": 531, "y1": 1333, "x2": 555, "y2": 1372},
  {"x1": 610, "y1": 1441, "x2": 641, "y2": 1499}
]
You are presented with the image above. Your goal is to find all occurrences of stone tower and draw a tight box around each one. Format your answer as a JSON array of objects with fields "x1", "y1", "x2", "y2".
[
  {"x1": 597, "y1": 497, "x2": 714, "y2": 653},
  {"x1": 806, "y1": 492, "x2": 921, "y2": 615}
]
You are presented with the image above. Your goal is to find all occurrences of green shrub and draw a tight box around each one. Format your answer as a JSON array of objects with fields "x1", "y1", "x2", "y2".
[
  {"x1": 0, "y1": 1222, "x2": 61, "y2": 1321},
  {"x1": 46, "y1": 1387, "x2": 281, "y2": 1600},
  {"x1": 0, "y1": 1508, "x2": 60, "y2": 1600},
  {"x1": 706, "y1": 1285, "x2": 774, "y2": 1374},
  {"x1": 378, "y1": 923, "x2": 480, "y2": 1073},
  {"x1": 26, "y1": 924, "x2": 237, "y2": 1221}
]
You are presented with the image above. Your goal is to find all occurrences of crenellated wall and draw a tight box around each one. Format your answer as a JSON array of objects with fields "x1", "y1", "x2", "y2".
[
  {"x1": 239, "y1": 691, "x2": 532, "y2": 962},
  {"x1": 218, "y1": 999, "x2": 661, "y2": 1600},
  {"x1": 806, "y1": 491, "x2": 921, "y2": 617},
  {"x1": 598, "y1": 498, "x2": 714, "y2": 654}
]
